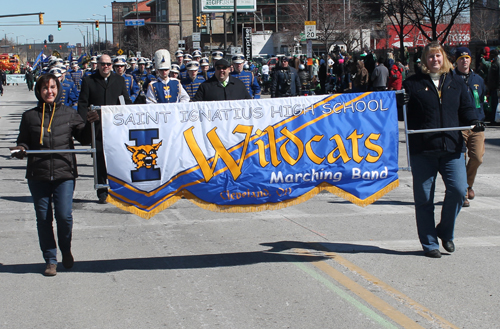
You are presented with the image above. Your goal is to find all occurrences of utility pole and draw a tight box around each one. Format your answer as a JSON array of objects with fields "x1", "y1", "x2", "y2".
[
  {"x1": 233, "y1": 0, "x2": 238, "y2": 47},
  {"x1": 179, "y1": 0, "x2": 183, "y2": 39},
  {"x1": 136, "y1": 0, "x2": 140, "y2": 53}
]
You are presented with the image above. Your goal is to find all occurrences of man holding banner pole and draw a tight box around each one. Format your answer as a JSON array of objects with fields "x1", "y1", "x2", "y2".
[
  {"x1": 193, "y1": 58, "x2": 251, "y2": 102},
  {"x1": 78, "y1": 54, "x2": 132, "y2": 204}
]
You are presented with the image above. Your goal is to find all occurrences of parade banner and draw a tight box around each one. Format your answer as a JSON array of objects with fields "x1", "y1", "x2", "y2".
[
  {"x1": 101, "y1": 92, "x2": 399, "y2": 219},
  {"x1": 6, "y1": 74, "x2": 25, "y2": 84}
]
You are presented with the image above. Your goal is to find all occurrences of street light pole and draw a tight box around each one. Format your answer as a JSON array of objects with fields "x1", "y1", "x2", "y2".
[
  {"x1": 16, "y1": 35, "x2": 25, "y2": 55},
  {"x1": 105, "y1": 15, "x2": 107, "y2": 51},
  {"x1": 93, "y1": 14, "x2": 107, "y2": 51},
  {"x1": 136, "y1": 0, "x2": 140, "y2": 53},
  {"x1": 4, "y1": 32, "x2": 14, "y2": 45}
]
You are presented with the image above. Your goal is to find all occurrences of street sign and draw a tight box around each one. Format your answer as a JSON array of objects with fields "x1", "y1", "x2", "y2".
[
  {"x1": 125, "y1": 19, "x2": 145, "y2": 27},
  {"x1": 178, "y1": 40, "x2": 185, "y2": 50},
  {"x1": 193, "y1": 41, "x2": 200, "y2": 49},
  {"x1": 305, "y1": 21, "x2": 317, "y2": 40},
  {"x1": 230, "y1": 46, "x2": 242, "y2": 55},
  {"x1": 201, "y1": 0, "x2": 256, "y2": 13},
  {"x1": 242, "y1": 27, "x2": 252, "y2": 62},
  {"x1": 192, "y1": 32, "x2": 201, "y2": 42},
  {"x1": 117, "y1": 49, "x2": 124, "y2": 55}
]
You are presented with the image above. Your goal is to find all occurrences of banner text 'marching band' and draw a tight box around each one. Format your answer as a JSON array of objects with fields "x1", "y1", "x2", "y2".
[{"x1": 101, "y1": 92, "x2": 399, "y2": 219}]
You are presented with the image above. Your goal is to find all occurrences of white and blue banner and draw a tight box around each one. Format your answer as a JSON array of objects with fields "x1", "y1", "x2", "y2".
[
  {"x1": 6, "y1": 74, "x2": 25, "y2": 84},
  {"x1": 101, "y1": 92, "x2": 399, "y2": 219}
]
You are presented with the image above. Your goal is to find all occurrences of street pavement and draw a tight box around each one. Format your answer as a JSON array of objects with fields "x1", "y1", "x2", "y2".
[{"x1": 1, "y1": 83, "x2": 499, "y2": 329}]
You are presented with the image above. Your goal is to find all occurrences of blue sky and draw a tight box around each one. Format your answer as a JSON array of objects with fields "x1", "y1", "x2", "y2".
[{"x1": 0, "y1": 1, "x2": 114, "y2": 46}]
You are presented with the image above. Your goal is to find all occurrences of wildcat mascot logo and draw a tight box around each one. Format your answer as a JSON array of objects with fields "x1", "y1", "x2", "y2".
[
  {"x1": 125, "y1": 141, "x2": 163, "y2": 170},
  {"x1": 125, "y1": 129, "x2": 162, "y2": 182}
]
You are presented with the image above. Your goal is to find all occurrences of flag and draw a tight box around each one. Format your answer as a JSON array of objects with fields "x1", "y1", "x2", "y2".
[
  {"x1": 68, "y1": 51, "x2": 72, "y2": 63},
  {"x1": 77, "y1": 54, "x2": 86, "y2": 64},
  {"x1": 32, "y1": 51, "x2": 44, "y2": 70},
  {"x1": 101, "y1": 92, "x2": 400, "y2": 219}
]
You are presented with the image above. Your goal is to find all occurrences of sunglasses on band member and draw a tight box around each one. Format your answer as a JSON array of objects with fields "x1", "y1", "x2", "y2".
[
  {"x1": 99, "y1": 62, "x2": 113, "y2": 66},
  {"x1": 216, "y1": 66, "x2": 228, "y2": 70}
]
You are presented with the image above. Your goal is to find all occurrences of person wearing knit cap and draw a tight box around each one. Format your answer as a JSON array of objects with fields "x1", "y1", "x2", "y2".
[{"x1": 454, "y1": 46, "x2": 486, "y2": 207}]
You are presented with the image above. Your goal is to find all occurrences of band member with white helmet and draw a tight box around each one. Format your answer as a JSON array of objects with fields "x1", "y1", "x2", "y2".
[{"x1": 146, "y1": 49, "x2": 190, "y2": 104}]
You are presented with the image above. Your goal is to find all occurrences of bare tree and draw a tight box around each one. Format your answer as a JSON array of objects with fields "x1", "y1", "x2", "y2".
[
  {"x1": 285, "y1": 0, "x2": 370, "y2": 53},
  {"x1": 335, "y1": 1, "x2": 371, "y2": 52},
  {"x1": 121, "y1": 25, "x2": 170, "y2": 57},
  {"x1": 382, "y1": 0, "x2": 413, "y2": 63},
  {"x1": 404, "y1": 0, "x2": 475, "y2": 44},
  {"x1": 470, "y1": 7, "x2": 499, "y2": 44}
]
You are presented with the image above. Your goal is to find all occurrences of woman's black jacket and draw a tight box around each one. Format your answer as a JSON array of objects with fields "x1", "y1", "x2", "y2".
[
  {"x1": 16, "y1": 102, "x2": 92, "y2": 181},
  {"x1": 402, "y1": 70, "x2": 478, "y2": 155}
]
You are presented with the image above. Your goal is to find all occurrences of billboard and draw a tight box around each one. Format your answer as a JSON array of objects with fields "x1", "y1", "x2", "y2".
[
  {"x1": 201, "y1": 0, "x2": 257, "y2": 13},
  {"x1": 377, "y1": 23, "x2": 470, "y2": 49}
]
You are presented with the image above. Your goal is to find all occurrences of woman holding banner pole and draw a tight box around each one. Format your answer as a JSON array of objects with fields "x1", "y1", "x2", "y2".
[
  {"x1": 9, "y1": 74, "x2": 98, "y2": 276},
  {"x1": 402, "y1": 41, "x2": 485, "y2": 258}
]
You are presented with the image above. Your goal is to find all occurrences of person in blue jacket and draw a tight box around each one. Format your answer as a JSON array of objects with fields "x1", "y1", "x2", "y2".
[
  {"x1": 69, "y1": 61, "x2": 84, "y2": 91},
  {"x1": 146, "y1": 49, "x2": 190, "y2": 104},
  {"x1": 207, "y1": 50, "x2": 224, "y2": 79},
  {"x1": 113, "y1": 56, "x2": 140, "y2": 103},
  {"x1": 453, "y1": 46, "x2": 487, "y2": 208},
  {"x1": 50, "y1": 67, "x2": 78, "y2": 109},
  {"x1": 181, "y1": 61, "x2": 205, "y2": 100},
  {"x1": 402, "y1": 41, "x2": 485, "y2": 258},
  {"x1": 230, "y1": 54, "x2": 261, "y2": 99}
]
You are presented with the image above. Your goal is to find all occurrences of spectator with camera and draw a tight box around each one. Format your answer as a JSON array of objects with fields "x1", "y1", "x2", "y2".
[{"x1": 270, "y1": 57, "x2": 301, "y2": 98}]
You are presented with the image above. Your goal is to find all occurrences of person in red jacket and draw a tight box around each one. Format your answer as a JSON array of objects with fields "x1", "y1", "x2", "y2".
[{"x1": 388, "y1": 64, "x2": 402, "y2": 90}]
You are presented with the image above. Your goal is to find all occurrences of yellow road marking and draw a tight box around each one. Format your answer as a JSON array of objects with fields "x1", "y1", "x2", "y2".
[
  {"x1": 295, "y1": 245, "x2": 461, "y2": 329},
  {"x1": 294, "y1": 248, "x2": 424, "y2": 329}
]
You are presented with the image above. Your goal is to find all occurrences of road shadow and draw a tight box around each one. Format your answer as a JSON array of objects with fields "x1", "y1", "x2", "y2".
[
  {"x1": 327, "y1": 199, "x2": 415, "y2": 206},
  {"x1": 485, "y1": 138, "x2": 500, "y2": 147},
  {"x1": 0, "y1": 244, "x2": 328, "y2": 274},
  {"x1": 1, "y1": 195, "x2": 32, "y2": 203},
  {"x1": 260, "y1": 241, "x2": 423, "y2": 256}
]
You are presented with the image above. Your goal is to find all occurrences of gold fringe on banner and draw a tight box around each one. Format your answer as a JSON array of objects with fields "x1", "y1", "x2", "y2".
[
  {"x1": 106, "y1": 179, "x2": 399, "y2": 218},
  {"x1": 184, "y1": 179, "x2": 400, "y2": 214},
  {"x1": 106, "y1": 194, "x2": 184, "y2": 219}
]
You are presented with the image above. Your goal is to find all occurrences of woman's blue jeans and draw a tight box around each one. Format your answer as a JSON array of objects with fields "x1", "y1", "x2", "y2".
[
  {"x1": 410, "y1": 152, "x2": 467, "y2": 252},
  {"x1": 28, "y1": 179, "x2": 75, "y2": 264}
]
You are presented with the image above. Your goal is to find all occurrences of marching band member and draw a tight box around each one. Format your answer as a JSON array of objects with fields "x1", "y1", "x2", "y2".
[
  {"x1": 230, "y1": 54, "x2": 261, "y2": 99},
  {"x1": 181, "y1": 61, "x2": 205, "y2": 100},
  {"x1": 146, "y1": 49, "x2": 189, "y2": 104},
  {"x1": 113, "y1": 56, "x2": 140, "y2": 103}
]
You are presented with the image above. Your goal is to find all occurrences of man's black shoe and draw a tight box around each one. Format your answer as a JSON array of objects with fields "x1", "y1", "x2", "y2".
[
  {"x1": 442, "y1": 241, "x2": 455, "y2": 253},
  {"x1": 62, "y1": 252, "x2": 74, "y2": 269},
  {"x1": 424, "y1": 250, "x2": 442, "y2": 258},
  {"x1": 98, "y1": 194, "x2": 108, "y2": 204}
]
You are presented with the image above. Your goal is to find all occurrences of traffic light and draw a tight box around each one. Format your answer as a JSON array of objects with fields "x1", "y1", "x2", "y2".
[
  {"x1": 58, "y1": 21, "x2": 62, "y2": 30},
  {"x1": 196, "y1": 16, "x2": 201, "y2": 27},
  {"x1": 201, "y1": 15, "x2": 207, "y2": 26},
  {"x1": 39, "y1": 13, "x2": 44, "y2": 25},
  {"x1": 95, "y1": 20, "x2": 99, "y2": 31}
]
